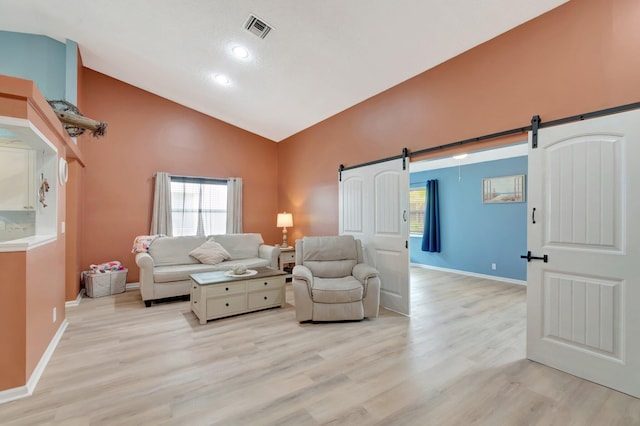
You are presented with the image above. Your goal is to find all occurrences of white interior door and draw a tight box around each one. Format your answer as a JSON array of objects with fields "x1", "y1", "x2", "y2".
[
  {"x1": 339, "y1": 158, "x2": 410, "y2": 315},
  {"x1": 527, "y1": 109, "x2": 640, "y2": 397}
]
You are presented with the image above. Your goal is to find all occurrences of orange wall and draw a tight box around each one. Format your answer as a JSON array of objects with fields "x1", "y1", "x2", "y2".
[
  {"x1": 64, "y1": 50, "x2": 86, "y2": 302},
  {"x1": 277, "y1": 0, "x2": 640, "y2": 239},
  {"x1": 65, "y1": 159, "x2": 82, "y2": 301},
  {"x1": 0, "y1": 76, "x2": 70, "y2": 391},
  {"x1": 78, "y1": 70, "x2": 280, "y2": 282},
  {"x1": 0, "y1": 252, "x2": 27, "y2": 389},
  {"x1": 26, "y1": 240, "x2": 66, "y2": 376}
]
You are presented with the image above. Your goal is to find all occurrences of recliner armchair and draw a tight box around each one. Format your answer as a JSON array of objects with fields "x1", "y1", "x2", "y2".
[{"x1": 292, "y1": 235, "x2": 381, "y2": 322}]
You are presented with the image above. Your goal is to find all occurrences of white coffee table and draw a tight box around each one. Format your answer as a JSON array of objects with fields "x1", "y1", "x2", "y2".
[{"x1": 190, "y1": 267, "x2": 287, "y2": 324}]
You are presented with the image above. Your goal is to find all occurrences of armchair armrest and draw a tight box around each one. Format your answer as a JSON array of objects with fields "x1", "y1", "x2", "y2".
[
  {"x1": 135, "y1": 252, "x2": 154, "y2": 269},
  {"x1": 259, "y1": 244, "x2": 281, "y2": 269},
  {"x1": 135, "y1": 252, "x2": 155, "y2": 302},
  {"x1": 293, "y1": 264, "x2": 313, "y2": 281},
  {"x1": 353, "y1": 263, "x2": 380, "y2": 316},
  {"x1": 292, "y1": 265, "x2": 314, "y2": 321},
  {"x1": 352, "y1": 263, "x2": 379, "y2": 283},
  {"x1": 293, "y1": 264, "x2": 313, "y2": 289}
]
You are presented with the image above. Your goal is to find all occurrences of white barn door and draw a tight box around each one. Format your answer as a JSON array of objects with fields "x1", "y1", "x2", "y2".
[
  {"x1": 339, "y1": 158, "x2": 410, "y2": 315},
  {"x1": 527, "y1": 109, "x2": 640, "y2": 397}
]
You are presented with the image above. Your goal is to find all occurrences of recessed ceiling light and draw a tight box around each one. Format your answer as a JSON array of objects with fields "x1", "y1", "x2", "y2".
[
  {"x1": 452, "y1": 153, "x2": 468, "y2": 160},
  {"x1": 231, "y1": 46, "x2": 249, "y2": 60},
  {"x1": 213, "y1": 74, "x2": 231, "y2": 85}
]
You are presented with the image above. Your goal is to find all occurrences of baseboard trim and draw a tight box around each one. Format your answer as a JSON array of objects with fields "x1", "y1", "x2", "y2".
[
  {"x1": 65, "y1": 289, "x2": 85, "y2": 307},
  {"x1": 0, "y1": 319, "x2": 69, "y2": 404},
  {"x1": 126, "y1": 282, "x2": 140, "y2": 290},
  {"x1": 0, "y1": 384, "x2": 28, "y2": 405},
  {"x1": 411, "y1": 263, "x2": 526, "y2": 286}
]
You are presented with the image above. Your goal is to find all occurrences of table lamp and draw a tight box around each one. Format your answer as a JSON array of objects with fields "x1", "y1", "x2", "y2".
[{"x1": 277, "y1": 212, "x2": 293, "y2": 248}]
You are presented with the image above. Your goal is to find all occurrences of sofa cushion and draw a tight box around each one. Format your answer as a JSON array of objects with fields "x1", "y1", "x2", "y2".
[
  {"x1": 304, "y1": 259, "x2": 357, "y2": 278},
  {"x1": 312, "y1": 276, "x2": 363, "y2": 303},
  {"x1": 213, "y1": 258, "x2": 270, "y2": 270},
  {"x1": 302, "y1": 235, "x2": 357, "y2": 261},
  {"x1": 301, "y1": 235, "x2": 358, "y2": 278},
  {"x1": 210, "y1": 233, "x2": 263, "y2": 260},
  {"x1": 189, "y1": 240, "x2": 231, "y2": 265},
  {"x1": 149, "y1": 236, "x2": 207, "y2": 266},
  {"x1": 152, "y1": 258, "x2": 271, "y2": 282},
  {"x1": 154, "y1": 263, "x2": 222, "y2": 283}
]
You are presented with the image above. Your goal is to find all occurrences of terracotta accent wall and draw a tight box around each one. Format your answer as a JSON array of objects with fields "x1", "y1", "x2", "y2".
[
  {"x1": 277, "y1": 0, "x2": 640, "y2": 239},
  {"x1": 25, "y1": 240, "x2": 66, "y2": 376},
  {"x1": 0, "y1": 76, "x2": 71, "y2": 392},
  {"x1": 65, "y1": 159, "x2": 82, "y2": 301},
  {"x1": 78, "y1": 70, "x2": 279, "y2": 283},
  {"x1": 64, "y1": 50, "x2": 86, "y2": 302},
  {"x1": 0, "y1": 252, "x2": 27, "y2": 389}
]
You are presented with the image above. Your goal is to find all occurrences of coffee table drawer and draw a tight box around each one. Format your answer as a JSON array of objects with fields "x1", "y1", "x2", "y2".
[
  {"x1": 190, "y1": 268, "x2": 287, "y2": 324},
  {"x1": 248, "y1": 289, "x2": 282, "y2": 310},
  {"x1": 206, "y1": 282, "x2": 245, "y2": 297},
  {"x1": 207, "y1": 294, "x2": 246, "y2": 316},
  {"x1": 247, "y1": 277, "x2": 283, "y2": 292}
]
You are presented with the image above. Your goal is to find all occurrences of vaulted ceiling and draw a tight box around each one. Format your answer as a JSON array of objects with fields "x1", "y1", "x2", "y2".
[{"x1": 0, "y1": 0, "x2": 568, "y2": 141}]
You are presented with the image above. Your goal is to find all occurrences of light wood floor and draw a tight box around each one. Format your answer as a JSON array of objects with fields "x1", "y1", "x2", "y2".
[{"x1": 1, "y1": 268, "x2": 639, "y2": 425}]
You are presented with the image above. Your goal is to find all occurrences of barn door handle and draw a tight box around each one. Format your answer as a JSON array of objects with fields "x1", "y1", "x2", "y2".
[
  {"x1": 520, "y1": 251, "x2": 548, "y2": 263},
  {"x1": 532, "y1": 208, "x2": 536, "y2": 224}
]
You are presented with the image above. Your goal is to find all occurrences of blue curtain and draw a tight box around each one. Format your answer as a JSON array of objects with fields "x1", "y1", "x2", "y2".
[{"x1": 421, "y1": 179, "x2": 441, "y2": 252}]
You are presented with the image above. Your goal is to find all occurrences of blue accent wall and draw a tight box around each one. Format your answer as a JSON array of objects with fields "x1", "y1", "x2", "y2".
[
  {"x1": 0, "y1": 31, "x2": 66, "y2": 100},
  {"x1": 65, "y1": 39, "x2": 78, "y2": 105},
  {"x1": 410, "y1": 156, "x2": 528, "y2": 281}
]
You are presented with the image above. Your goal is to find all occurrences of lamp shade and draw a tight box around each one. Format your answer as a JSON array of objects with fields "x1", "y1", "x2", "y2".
[{"x1": 277, "y1": 212, "x2": 293, "y2": 228}]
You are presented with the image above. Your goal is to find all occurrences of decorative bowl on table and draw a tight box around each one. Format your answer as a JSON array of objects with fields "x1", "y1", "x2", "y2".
[{"x1": 232, "y1": 264, "x2": 247, "y2": 275}]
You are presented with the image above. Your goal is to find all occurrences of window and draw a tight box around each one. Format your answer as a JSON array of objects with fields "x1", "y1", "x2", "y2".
[
  {"x1": 409, "y1": 187, "x2": 426, "y2": 235},
  {"x1": 170, "y1": 176, "x2": 227, "y2": 236}
]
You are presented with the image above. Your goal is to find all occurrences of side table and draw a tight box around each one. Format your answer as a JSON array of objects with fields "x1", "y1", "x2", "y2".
[{"x1": 278, "y1": 246, "x2": 295, "y2": 280}]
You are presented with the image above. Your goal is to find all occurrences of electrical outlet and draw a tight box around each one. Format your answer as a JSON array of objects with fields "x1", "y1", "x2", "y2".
[
  {"x1": 491, "y1": 263, "x2": 497, "y2": 270},
  {"x1": 53, "y1": 307, "x2": 56, "y2": 323}
]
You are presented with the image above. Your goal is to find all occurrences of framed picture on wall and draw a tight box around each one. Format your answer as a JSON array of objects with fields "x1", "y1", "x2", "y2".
[{"x1": 482, "y1": 174, "x2": 526, "y2": 203}]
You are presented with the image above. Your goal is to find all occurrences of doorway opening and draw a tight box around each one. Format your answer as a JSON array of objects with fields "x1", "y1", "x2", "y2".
[{"x1": 408, "y1": 142, "x2": 528, "y2": 288}]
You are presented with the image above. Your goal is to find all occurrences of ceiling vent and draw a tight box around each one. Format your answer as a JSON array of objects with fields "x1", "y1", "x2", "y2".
[{"x1": 244, "y1": 14, "x2": 272, "y2": 39}]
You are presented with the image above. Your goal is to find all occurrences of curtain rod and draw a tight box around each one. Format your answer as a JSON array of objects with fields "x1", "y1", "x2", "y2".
[
  {"x1": 338, "y1": 149, "x2": 409, "y2": 181},
  {"x1": 152, "y1": 172, "x2": 232, "y2": 182},
  {"x1": 340, "y1": 153, "x2": 405, "y2": 172},
  {"x1": 338, "y1": 100, "x2": 640, "y2": 173},
  {"x1": 538, "y1": 101, "x2": 640, "y2": 129},
  {"x1": 409, "y1": 125, "x2": 531, "y2": 158},
  {"x1": 412, "y1": 101, "x2": 640, "y2": 157}
]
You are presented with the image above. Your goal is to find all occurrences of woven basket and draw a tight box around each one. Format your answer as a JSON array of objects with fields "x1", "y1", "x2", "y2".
[{"x1": 84, "y1": 269, "x2": 127, "y2": 298}]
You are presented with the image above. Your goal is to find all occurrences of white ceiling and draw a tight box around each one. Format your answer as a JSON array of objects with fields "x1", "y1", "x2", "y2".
[{"x1": 0, "y1": 0, "x2": 567, "y2": 142}]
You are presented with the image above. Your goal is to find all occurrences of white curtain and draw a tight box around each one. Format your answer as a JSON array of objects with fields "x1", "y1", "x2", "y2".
[
  {"x1": 226, "y1": 177, "x2": 242, "y2": 233},
  {"x1": 150, "y1": 172, "x2": 173, "y2": 236}
]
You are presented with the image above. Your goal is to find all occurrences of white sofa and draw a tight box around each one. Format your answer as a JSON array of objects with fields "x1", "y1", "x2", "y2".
[{"x1": 135, "y1": 233, "x2": 280, "y2": 307}]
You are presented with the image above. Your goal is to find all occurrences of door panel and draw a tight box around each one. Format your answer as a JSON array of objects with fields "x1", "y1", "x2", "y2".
[
  {"x1": 527, "y1": 109, "x2": 639, "y2": 398},
  {"x1": 341, "y1": 177, "x2": 363, "y2": 234},
  {"x1": 545, "y1": 135, "x2": 621, "y2": 250},
  {"x1": 543, "y1": 273, "x2": 622, "y2": 359},
  {"x1": 339, "y1": 158, "x2": 410, "y2": 315}
]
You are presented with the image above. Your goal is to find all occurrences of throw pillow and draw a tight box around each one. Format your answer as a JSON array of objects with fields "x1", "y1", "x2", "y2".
[{"x1": 189, "y1": 240, "x2": 231, "y2": 265}]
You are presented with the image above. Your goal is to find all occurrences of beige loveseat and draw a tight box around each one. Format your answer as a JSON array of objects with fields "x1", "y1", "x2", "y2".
[
  {"x1": 292, "y1": 235, "x2": 380, "y2": 322},
  {"x1": 135, "y1": 233, "x2": 280, "y2": 306}
]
